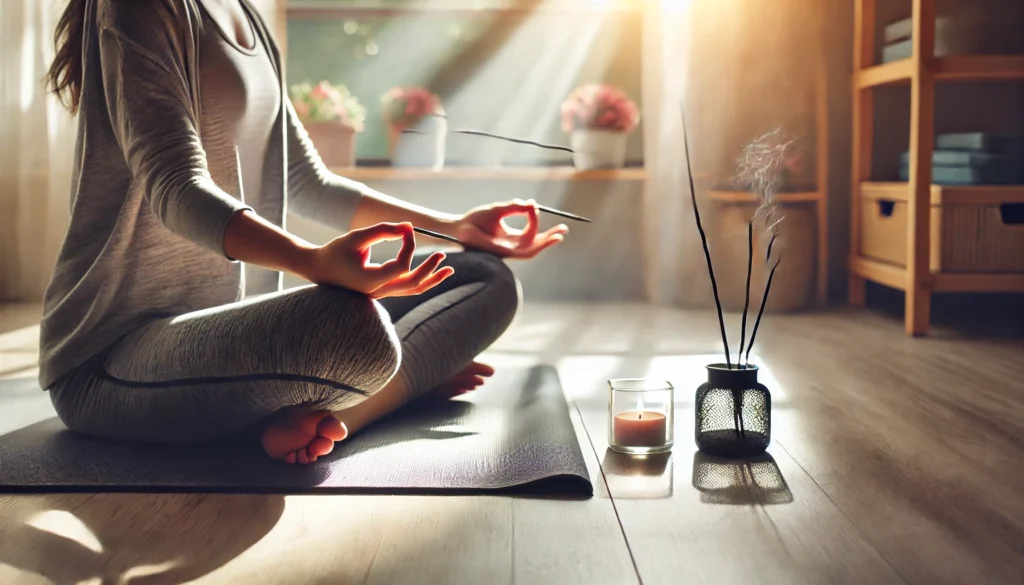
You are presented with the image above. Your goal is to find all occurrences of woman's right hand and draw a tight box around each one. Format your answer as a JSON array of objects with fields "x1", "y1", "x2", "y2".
[{"x1": 304, "y1": 222, "x2": 454, "y2": 299}]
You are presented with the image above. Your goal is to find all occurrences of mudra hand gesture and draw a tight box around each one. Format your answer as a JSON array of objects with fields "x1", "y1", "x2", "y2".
[{"x1": 454, "y1": 199, "x2": 569, "y2": 259}]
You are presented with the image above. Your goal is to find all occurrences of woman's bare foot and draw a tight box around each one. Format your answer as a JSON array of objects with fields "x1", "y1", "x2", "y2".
[
  {"x1": 427, "y1": 361, "x2": 495, "y2": 400},
  {"x1": 261, "y1": 408, "x2": 348, "y2": 464},
  {"x1": 327, "y1": 362, "x2": 495, "y2": 446}
]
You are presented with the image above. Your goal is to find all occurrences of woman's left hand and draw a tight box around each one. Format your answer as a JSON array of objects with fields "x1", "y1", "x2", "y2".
[{"x1": 453, "y1": 199, "x2": 569, "y2": 259}]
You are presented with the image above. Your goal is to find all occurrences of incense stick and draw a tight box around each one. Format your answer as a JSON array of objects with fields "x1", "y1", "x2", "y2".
[
  {"x1": 412, "y1": 227, "x2": 463, "y2": 245},
  {"x1": 681, "y1": 109, "x2": 731, "y2": 369},
  {"x1": 452, "y1": 130, "x2": 576, "y2": 154},
  {"x1": 536, "y1": 205, "x2": 591, "y2": 223},
  {"x1": 737, "y1": 221, "x2": 754, "y2": 368},
  {"x1": 745, "y1": 256, "x2": 781, "y2": 364}
]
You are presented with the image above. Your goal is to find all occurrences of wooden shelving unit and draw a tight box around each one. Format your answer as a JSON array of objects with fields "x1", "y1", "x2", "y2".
[
  {"x1": 328, "y1": 166, "x2": 646, "y2": 182},
  {"x1": 849, "y1": 0, "x2": 1024, "y2": 336}
]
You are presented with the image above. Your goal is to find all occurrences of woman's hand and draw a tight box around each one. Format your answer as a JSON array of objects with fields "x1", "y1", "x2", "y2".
[
  {"x1": 304, "y1": 222, "x2": 454, "y2": 299},
  {"x1": 453, "y1": 199, "x2": 569, "y2": 259}
]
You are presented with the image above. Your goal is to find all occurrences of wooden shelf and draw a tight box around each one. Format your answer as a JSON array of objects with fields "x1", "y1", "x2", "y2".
[
  {"x1": 854, "y1": 55, "x2": 1024, "y2": 88},
  {"x1": 850, "y1": 257, "x2": 907, "y2": 291},
  {"x1": 935, "y1": 55, "x2": 1024, "y2": 81},
  {"x1": 860, "y1": 182, "x2": 1024, "y2": 205},
  {"x1": 932, "y1": 273, "x2": 1024, "y2": 293},
  {"x1": 849, "y1": 256, "x2": 1024, "y2": 294},
  {"x1": 707, "y1": 190, "x2": 822, "y2": 203},
  {"x1": 850, "y1": 0, "x2": 1024, "y2": 335},
  {"x1": 855, "y1": 60, "x2": 914, "y2": 88},
  {"x1": 329, "y1": 166, "x2": 646, "y2": 182}
]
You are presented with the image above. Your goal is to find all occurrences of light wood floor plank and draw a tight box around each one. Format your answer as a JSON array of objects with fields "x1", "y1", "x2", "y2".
[
  {"x1": 759, "y1": 313, "x2": 1024, "y2": 585},
  {"x1": 2, "y1": 302, "x2": 1023, "y2": 584},
  {"x1": 563, "y1": 351, "x2": 904, "y2": 585}
]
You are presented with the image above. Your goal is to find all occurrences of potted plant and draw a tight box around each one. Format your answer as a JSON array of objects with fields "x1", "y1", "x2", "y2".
[
  {"x1": 561, "y1": 84, "x2": 640, "y2": 170},
  {"x1": 381, "y1": 86, "x2": 446, "y2": 169},
  {"x1": 290, "y1": 80, "x2": 366, "y2": 168}
]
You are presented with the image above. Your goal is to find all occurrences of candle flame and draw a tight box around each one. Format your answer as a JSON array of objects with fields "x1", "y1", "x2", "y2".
[{"x1": 636, "y1": 398, "x2": 644, "y2": 419}]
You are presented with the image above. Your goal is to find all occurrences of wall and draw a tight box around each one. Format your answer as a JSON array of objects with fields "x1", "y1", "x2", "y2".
[
  {"x1": 284, "y1": 179, "x2": 647, "y2": 302},
  {"x1": 284, "y1": 6, "x2": 644, "y2": 166},
  {"x1": 283, "y1": 0, "x2": 859, "y2": 305},
  {"x1": 8, "y1": 1, "x2": 1019, "y2": 305}
]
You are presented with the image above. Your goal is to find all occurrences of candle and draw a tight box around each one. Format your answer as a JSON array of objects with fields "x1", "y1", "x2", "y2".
[{"x1": 612, "y1": 399, "x2": 667, "y2": 447}]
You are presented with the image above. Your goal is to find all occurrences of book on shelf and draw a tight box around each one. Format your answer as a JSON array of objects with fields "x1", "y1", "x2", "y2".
[
  {"x1": 899, "y1": 150, "x2": 1021, "y2": 167},
  {"x1": 881, "y1": 37, "x2": 951, "y2": 63},
  {"x1": 936, "y1": 133, "x2": 1024, "y2": 157},
  {"x1": 882, "y1": 16, "x2": 954, "y2": 44},
  {"x1": 898, "y1": 163, "x2": 1024, "y2": 186}
]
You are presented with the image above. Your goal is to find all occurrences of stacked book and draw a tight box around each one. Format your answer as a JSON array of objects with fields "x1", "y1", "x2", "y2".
[
  {"x1": 880, "y1": 16, "x2": 953, "y2": 63},
  {"x1": 899, "y1": 133, "x2": 1024, "y2": 185}
]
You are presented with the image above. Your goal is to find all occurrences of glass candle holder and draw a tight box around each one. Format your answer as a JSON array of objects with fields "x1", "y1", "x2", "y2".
[{"x1": 608, "y1": 379, "x2": 674, "y2": 455}]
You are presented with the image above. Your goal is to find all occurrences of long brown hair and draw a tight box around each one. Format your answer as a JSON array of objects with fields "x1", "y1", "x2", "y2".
[{"x1": 47, "y1": 0, "x2": 88, "y2": 114}]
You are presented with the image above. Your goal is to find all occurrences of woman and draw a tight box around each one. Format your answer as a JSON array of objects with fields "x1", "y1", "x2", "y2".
[{"x1": 41, "y1": 0, "x2": 567, "y2": 464}]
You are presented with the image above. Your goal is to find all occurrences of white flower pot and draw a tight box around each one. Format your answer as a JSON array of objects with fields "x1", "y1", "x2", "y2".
[
  {"x1": 571, "y1": 129, "x2": 628, "y2": 170},
  {"x1": 390, "y1": 115, "x2": 447, "y2": 170}
]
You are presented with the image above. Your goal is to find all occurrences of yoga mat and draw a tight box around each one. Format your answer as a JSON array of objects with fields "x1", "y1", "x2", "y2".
[{"x1": 0, "y1": 366, "x2": 592, "y2": 496}]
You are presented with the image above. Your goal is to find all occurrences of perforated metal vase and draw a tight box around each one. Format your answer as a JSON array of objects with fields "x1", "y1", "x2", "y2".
[{"x1": 695, "y1": 364, "x2": 771, "y2": 458}]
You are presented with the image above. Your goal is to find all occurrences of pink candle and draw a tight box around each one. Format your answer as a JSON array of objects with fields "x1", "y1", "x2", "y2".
[{"x1": 613, "y1": 410, "x2": 667, "y2": 447}]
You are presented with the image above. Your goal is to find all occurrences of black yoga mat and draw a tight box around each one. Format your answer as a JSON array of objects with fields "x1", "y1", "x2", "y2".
[{"x1": 0, "y1": 366, "x2": 592, "y2": 496}]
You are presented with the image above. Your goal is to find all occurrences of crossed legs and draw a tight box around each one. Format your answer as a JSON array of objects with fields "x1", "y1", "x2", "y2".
[{"x1": 49, "y1": 251, "x2": 521, "y2": 463}]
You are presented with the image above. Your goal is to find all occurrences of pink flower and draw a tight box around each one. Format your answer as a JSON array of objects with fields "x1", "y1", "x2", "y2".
[
  {"x1": 382, "y1": 85, "x2": 441, "y2": 126},
  {"x1": 405, "y1": 100, "x2": 420, "y2": 117},
  {"x1": 562, "y1": 83, "x2": 638, "y2": 132},
  {"x1": 310, "y1": 81, "x2": 332, "y2": 101},
  {"x1": 597, "y1": 111, "x2": 619, "y2": 127}
]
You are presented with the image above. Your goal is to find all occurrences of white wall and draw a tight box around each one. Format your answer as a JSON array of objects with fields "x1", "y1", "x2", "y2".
[{"x1": 285, "y1": 179, "x2": 646, "y2": 302}]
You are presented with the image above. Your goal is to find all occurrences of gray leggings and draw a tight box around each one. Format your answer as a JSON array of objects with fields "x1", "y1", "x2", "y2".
[{"x1": 49, "y1": 251, "x2": 520, "y2": 443}]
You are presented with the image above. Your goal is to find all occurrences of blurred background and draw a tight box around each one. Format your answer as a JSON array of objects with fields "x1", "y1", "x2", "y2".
[{"x1": 2, "y1": 0, "x2": 1022, "y2": 315}]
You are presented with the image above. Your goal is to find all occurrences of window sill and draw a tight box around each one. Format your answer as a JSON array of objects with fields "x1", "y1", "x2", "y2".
[{"x1": 330, "y1": 166, "x2": 646, "y2": 182}]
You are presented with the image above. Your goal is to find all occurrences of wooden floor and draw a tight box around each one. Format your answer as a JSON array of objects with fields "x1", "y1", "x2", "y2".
[{"x1": 1, "y1": 301, "x2": 1022, "y2": 585}]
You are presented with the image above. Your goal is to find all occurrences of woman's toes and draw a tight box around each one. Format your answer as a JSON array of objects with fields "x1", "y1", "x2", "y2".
[
  {"x1": 297, "y1": 449, "x2": 310, "y2": 465},
  {"x1": 284, "y1": 452, "x2": 297, "y2": 464},
  {"x1": 467, "y1": 362, "x2": 495, "y2": 377},
  {"x1": 316, "y1": 415, "x2": 348, "y2": 442},
  {"x1": 308, "y1": 436, "x2": 335, "y2": 458}
]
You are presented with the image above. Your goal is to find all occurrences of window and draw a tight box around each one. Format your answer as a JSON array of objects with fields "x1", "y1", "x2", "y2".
[{"x1": 286, "y1": 0, "x2": 644, "y2": 167}]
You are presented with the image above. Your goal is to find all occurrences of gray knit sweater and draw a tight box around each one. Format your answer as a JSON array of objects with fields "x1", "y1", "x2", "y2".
[{"x1": 39, "y1": 0, "x2": 367, "y2": 389}]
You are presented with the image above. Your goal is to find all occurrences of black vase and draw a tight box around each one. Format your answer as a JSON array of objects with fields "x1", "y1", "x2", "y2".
[{"x1": 695, "y1": 364, "x2": 771, "y2": 458}]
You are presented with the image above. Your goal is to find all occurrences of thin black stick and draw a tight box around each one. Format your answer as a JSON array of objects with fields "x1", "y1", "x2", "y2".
[
  {"x1": 681, "y1": 110, "x2": 730, "y2": 368},
  {"x1": 746, "y1": 256, "x2": 782, "y2": 364},
  {"x1": 765, "y1": 232, "x2": 777, "y2": 263},
  {"x1": 737, "y1": 221, "x2": 754, "y2": 368},
  {"x1": 453, "y1": 130, "x2": 577, "y2": 153},
  {"x1": 402, "y1": 127, "x2": 577, "y2": 154}
]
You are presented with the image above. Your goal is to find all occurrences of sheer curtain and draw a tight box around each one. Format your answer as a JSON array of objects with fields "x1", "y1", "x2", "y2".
[
  {"x1": 639, "y1": 1, "x2": 703, "y2": 305},
  {"x1": 0, "y1": 0, "x2": 76, "y2": 301}
]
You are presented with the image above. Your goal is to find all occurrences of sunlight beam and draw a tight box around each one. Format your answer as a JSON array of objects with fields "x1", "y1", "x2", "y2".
[{"x1": 25, "y1": 510, "x2": 103, "y2": 554}]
